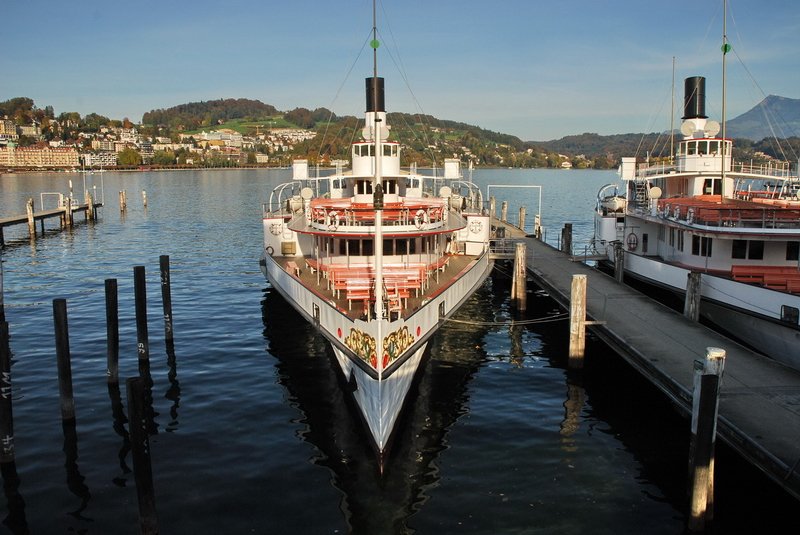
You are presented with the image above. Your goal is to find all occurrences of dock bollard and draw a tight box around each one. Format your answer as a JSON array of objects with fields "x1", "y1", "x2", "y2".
[
  {"x1": 501, "y1": 201, "x2": 508, "y2": 222},
  {"x1": 518, "y1": 206, "x2": 526, "y2": 233},
  {"x1": 53, "y1": 299, "x2": 76, "y2": 421},
  {"x1": 561, "y1": 223, "x2": 573, "y2": 255},
  {"x1": 687, "y1": 347, "x2": 726, "y2": 532},
  {"x1": 126, "y1": 376, "x2": 159, "y2": 534},
  {"x1": 568, "y1": 274, "x2": 587, "y2": 368},
  {"x1": 119, "y1": 190, "x2": 127, "y2": 212},
  {"x1": 0, "y1": 321, "x2": 14, "y2": 463},
  {"x1": 105, "y1": 279, "x2": 120, "y2": 384},
  {"x1": 614, "y1": 243, "x2": 624, "y2": 283}
]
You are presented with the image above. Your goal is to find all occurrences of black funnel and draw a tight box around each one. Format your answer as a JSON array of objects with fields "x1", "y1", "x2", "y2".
[
  {"x1": 683, "y1": 76, "x2": 707, "y2": 119},
  {"x1": 365, "y1": 77, "x2": 385, "y2": 113}
]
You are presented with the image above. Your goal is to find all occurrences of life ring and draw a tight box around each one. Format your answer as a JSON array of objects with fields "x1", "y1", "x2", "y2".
[
  {"x1": 626, "y1": 232, "x2": 638, "y2": 251},
  {"x1": 266, "y1": 245, "x2": 274, "y2": 256},
  {"x1": 414, "y1": 209, "x2": 428, "y2": 229},
  {"x1": 328, "y1": 210, "x2": 340, "y2": 231}
]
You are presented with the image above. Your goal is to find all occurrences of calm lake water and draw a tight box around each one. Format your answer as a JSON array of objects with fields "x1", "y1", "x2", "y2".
[{"x1": 0, "y1": 168, "x2": 794, "y2": 534}]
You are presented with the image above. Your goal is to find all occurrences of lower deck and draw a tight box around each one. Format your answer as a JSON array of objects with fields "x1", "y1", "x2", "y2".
[{"x1": 274, "y1": 254, "x2": 476, "y2": 321}]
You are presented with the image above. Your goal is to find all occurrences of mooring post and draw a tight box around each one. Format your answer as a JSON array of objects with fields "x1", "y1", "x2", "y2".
[
  {"x1": 134, "y1": 266, "x2": 150, "y2": 375},
  {"x1": 561, "y1": 223, "x2": 573, "y2": 255},
  {"x1": 512, "y1": 242, "x2": 527, "y2": 312},
  {"x1": 126, "y1": 376, "x2": 159, "y2": 535},
  {"x1": 534, "y1": 214, "x2": 542, "y2": 240},
  {"x1": 489, "y1": 196, "x2": 496, "y2": 219},
  {"x1": 568, "y1": 274, "x2": 587, "y2": 369},
  {"x1": 119, "y1": 190, "x2": 127, "y2": 213},
  {"x1": 0, "y1": 321, "x2": 14, "y2": 463},
  {"x1": 53, "y1": 299, "x2": 76, "y2": 421},
  {"x1": 25, "y1": 198, "x2": 35, "y2": 239},
  {"x1": 500, "y1": 201, "x2": 508, "y2": 222},
  {"x1": 85, "y1": 191, "x2": 94, "y2": 221},
  {"x1": 105, "y1": 279, "x2": 119, "y2": 384},
  {"x1": 518, "y1": 206, "x2": 526, "y2": 232},
  {"x1": 142, "y1": 190, "x2": 147, "y2": 208},
  {"x1": 159, "y1": 255, "x2": 174, "y2": 349},
  {"x1": 614, "y1": 242, "x2": 625, "y2": 283},
  {"x1": 688, "y1": 347, "x2": 726, "y2": 532},
  {"x1": 0, "y1": 256, "x2": 5, "y2": 323},
  {"x1": 684, "y1": 272, "x2": 701, "y2": 322}
]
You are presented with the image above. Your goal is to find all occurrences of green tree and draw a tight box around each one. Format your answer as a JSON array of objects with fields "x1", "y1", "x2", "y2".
[
  {"x1": 152, "y1": 150, "x2": 176, "y2": 166},
  {"x1": 118, "y1": 147, "x2": 142, "y2": 166}
]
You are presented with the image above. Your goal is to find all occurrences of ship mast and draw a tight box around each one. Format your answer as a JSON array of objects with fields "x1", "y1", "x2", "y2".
[
  {"x1": 370, "y1": 0, "x2": 385, "y2": 359},
  {"x1": 720, "y1": 0, "x2": 729, "y2": 197}
]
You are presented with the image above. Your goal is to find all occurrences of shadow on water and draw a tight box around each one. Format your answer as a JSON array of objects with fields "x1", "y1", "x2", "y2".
[
  {"x1": 261, "y1": 279, "x2": 496, "y2": 534},
  {"x1": 1, "y1": 461, "x2": 28, "y2": 535}
]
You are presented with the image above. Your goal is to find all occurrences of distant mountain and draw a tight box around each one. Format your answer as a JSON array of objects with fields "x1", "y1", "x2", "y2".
[{"x1": 726, "y1": 95, "x2": 800, "y2": 141}]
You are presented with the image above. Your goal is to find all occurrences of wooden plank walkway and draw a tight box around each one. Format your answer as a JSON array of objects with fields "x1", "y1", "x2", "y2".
[
  {"x1": 0, "y1": 202, "x2": 103, "y2": 245},
  {"x1": 491, "y1": 218, "x2": 800, "y2": 501}
]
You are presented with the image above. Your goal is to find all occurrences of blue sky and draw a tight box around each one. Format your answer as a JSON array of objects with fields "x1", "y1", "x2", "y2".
[{"x1": 3, "y1": 0, "x2": 798, "y2": 141}]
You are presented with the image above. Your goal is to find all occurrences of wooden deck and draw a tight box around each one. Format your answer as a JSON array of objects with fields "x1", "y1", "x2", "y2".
[
  {"x1": 508, "y1": 228, "x2": 800, "y2": 501},
  {"x1": 276, "y1": 254, "x2": 474, "y2": 321}
]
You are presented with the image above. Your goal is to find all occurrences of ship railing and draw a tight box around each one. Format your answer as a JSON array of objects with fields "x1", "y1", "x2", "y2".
[
  {"x1": 656, "y1": 198, "x2": 800, "y2": 229},
  {"x1": 307, "y1": 203, "x2": 448, "y2": 232}
]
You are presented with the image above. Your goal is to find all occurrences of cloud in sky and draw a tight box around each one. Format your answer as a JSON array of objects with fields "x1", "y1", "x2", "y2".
[{"x1": 3, "y1": 0, "x2": 798, "y2": 141}]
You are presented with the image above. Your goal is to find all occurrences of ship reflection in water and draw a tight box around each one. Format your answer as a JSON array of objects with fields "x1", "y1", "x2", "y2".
[{"x1": 261, "y1": 278, "x2": 500, "y2": 533}]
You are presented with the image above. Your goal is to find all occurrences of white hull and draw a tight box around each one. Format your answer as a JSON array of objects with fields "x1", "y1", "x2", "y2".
[
  {"x1": 617, "y1": 252, "x2": 800, "y2": 371},
  {"x1": 261, "y1": 249, "x2": 492, "y2": 451}
]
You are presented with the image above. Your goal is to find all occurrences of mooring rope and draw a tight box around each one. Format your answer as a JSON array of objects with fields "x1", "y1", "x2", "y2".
[{"x1": 444, "y1": 313, "x2": 569, "y2": 327}]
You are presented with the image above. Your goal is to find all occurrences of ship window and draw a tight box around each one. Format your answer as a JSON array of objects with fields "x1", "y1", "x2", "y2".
[
  {"x1": 731, "y1": 240, "x2": 747, "y2": 259},
  {"x1": 383, "y1": 144, "x2": 397, "y2": 157},
  {"x1": 687, "y1": 142, "x2": 697, "y2": 155},
  {"x1": 692, "y1": 235, "x2": 712, "y2": 257},
  {"x1": 669, "y1": 228, "x2": 675, "y2": 247},
  {"x1": 781, "y1": 305, "x2": 799, "y2": 325},
  {"x1": 698, "y1": 141, "x2": 708, "y2": 155},
  {"x1": 642, "y1": 233, "x2": 649, "y2": 253},
  {"x1": 748, "y1": 240, "x2": 764, "y2": 260},
  {"x1": 787, "y1": 241, "x2": 799, "y2": 261},
  {"x1": 703, "y1": 178, "x2": 721, "y2": 195},
  {"x1": 658, "y1": 226, "x2": 665, "y2": 242},
  {"x1": 677, "y1": 230, "x2": 685, "y2": 252},
  {"x1": 362, "y1": 239, "x2": 374, "y2": 256},
  {"x1": 382, "y1": 179, "x2": 397, "y2": 194}
]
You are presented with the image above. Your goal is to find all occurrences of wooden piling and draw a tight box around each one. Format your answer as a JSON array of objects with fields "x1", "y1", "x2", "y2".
[
  {"x1": 534, "y1": 214, "x2": 542, "y2": 239},
  {"x1": 512, "y1": 242, "x2": 527, "y2": 312},
  {"x1": 134, "y1": 266, "x2": 150, "y2": 374},
  {"x1": 65, "y1": 198, "x2": 73, "y2": 227},
  {"x1": 119, "y1": 190, "x2": 127, "y2": 212},
  {"x1": 489, "y1": 196, "x2": 496, "y2": 219},
  {"x1": 142, "y1": 190, "x2": 147, "y2": 208},
  {"x1": 25, "y1": 199, "x2": 35, "y2": 238},
  {"x1": 684, "y1": 272, "x2": 701, "y2": 322},
  {"x1": 568, "y1": 274, "x2": 587, "y2": 368},
  {"x1": 159, "y1": 256, "x2": 174, "y2": 348},
  {"x1": 614, "y1": 242, "x2": 625, "y2": 283},
  {"x1": 0, "y1": 257, "x2": 4, "y2": 323},
  {"x1": 0, "y1": 321, "x2": 14, "y2": 463},
  {"x1": 105, "y1": 279, "x2": 119, "y2": 384},
  {"x1": 518, "y1": 206, "x2": 526, "y2": 232},
  {"x1": 126, "y1": 376, "x2": 159, "y2": 534},
  {"x1": 688, "y1": 347, "x2": 726, "y2": 532},
  {"x1": 85, "y1": 191, "x2": 94, "y2": 221},
  {"x1": 561, "y1": 223, "x2": 573, "y2": 255},
  {"x1": 500, "y1": 201, "x2": 508, "y2": 222},
  {"x1": 53, "y1": 299, "x2": 76, "y2": 421}
]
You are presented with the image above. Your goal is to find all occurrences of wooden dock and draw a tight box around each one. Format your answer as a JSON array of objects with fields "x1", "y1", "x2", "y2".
[
  {"x1": 491, "y1": 218, "x2": 800, "y2": 501},
  {"x1": 0, "y1": 200, "x2": 103, "y2": 246}
]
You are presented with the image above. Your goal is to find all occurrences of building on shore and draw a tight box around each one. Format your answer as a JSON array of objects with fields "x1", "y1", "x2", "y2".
[{"x1": 0, "y1": 143, "x2": 80, "y2": 168}]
